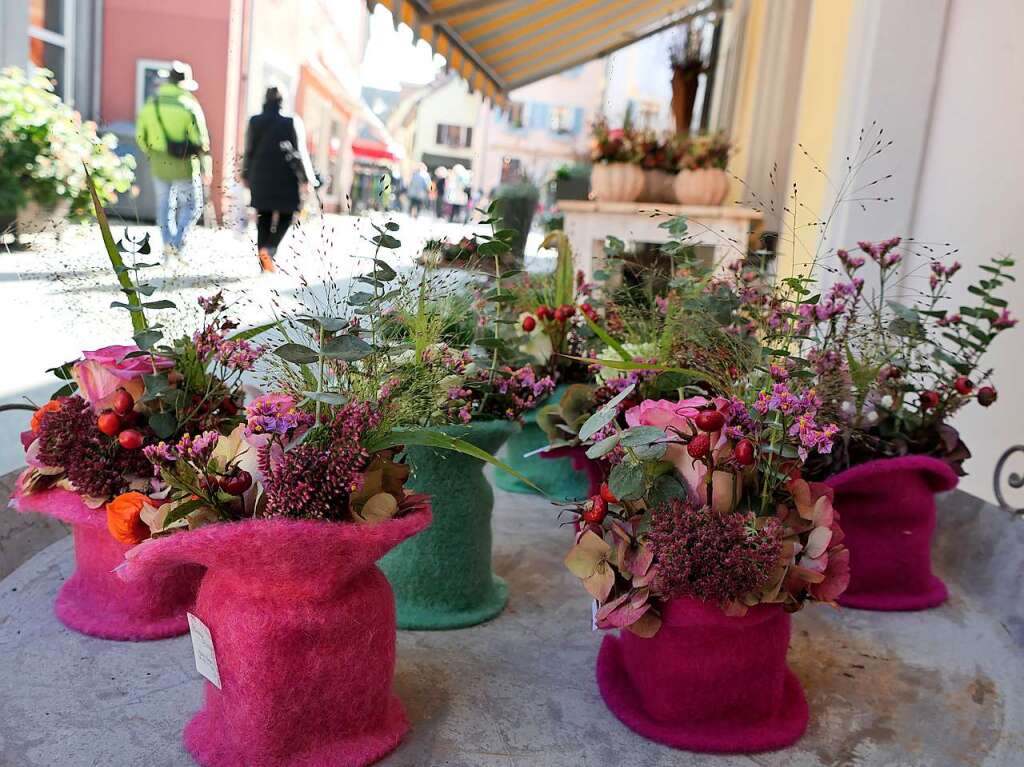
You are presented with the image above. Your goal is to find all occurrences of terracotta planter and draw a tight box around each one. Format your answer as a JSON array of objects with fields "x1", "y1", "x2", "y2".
[
  {"x1": 13, "y1": 483, "x2": 200, "y2": 640},
  {"x1": 119, "y1": 497, "x2": 431, "y2": 767},
  {"x1": 596, "y1": 597, "x2": 808, "y2": 753},
  {"x1": 380, "y1": 422, "x2": 513, "y2": 630},
  {"x1": 589, "y1": 163, "x2": 644, "y2": 203},
  {"x1": 638, "y1": 169, "x2": 675, "y2": 203},
  {"x1": 827, "y1": 455, "x2": 957, "y2": 611},
  {"x1": 672, "y1": 168, "x2": 730, "y2": 206}
]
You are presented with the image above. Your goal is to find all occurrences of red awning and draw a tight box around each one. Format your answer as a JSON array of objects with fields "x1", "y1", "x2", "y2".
[{"x1": 352, "y1": 138, "x2": 397, "y2": 162}]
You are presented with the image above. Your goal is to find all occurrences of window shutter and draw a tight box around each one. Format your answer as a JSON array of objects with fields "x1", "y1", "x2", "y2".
[{"x1": 572, "y1": 107, "x2": 584, "y2": 134}]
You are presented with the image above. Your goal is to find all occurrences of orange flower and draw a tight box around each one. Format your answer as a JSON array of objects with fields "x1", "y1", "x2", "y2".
[
  {"x1": 31, "y1": 400, "x2": 62, "y2": 433},
  {"x1": 106, "y1": 492, "x2": 153, "y2": 546}
]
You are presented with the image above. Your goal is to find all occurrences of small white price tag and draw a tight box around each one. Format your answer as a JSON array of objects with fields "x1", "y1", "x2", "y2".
[
  {"x1": 187, "y1": 612, "x2": 222, "y2": 689},
  {"x1": 591, "y1": 600, "x2": 599, "y2": 631}
]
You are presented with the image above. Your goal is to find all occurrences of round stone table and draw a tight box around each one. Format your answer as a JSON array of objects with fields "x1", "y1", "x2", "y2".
[{"x1": 2, "y1": 485, "x2": 1022, "y2": 766}]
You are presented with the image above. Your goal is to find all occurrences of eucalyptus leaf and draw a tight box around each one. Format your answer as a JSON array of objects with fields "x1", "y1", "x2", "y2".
[
  {"x1": 372, "y1": 259, "x2": 398, "y2": 281},
  {"x1": 134, "y1": 329, "x2": 164, "y2": 351},
  {"x1": 578, "y1": 384, "x2": 635, "y2": 442},
  {"x1": 619, "y1": 426, "x2": 668, "y2": 447},
  {"x1": 274, "y1": 343, "x2": 320, "y2": 364},
  {"x1": 302, "y1": 391, "x2": 348, "y2": 405},
  {"x1": 585, "y1": 433, "x2": 620, "y2": 459},
  {"x1": 143, "y1": 300, "x2": 177, "y2": 310},
  {"x1": 322, "y1": 334, "x2": 372, "y2": 361},
  {"x1": 372, "y1": 234, "x2": 401, "y2": 249},
  {"x1": 149, "y1": 411, "x2": 178, "y2": 439},
  {"x1": 608, "y1": 461, "x2": 645, "y2": 501}
]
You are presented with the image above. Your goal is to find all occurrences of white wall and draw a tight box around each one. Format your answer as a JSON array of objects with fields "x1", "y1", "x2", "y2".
[{"x1": 910, "y1": 0, "x2": 1024, "y2": 502}]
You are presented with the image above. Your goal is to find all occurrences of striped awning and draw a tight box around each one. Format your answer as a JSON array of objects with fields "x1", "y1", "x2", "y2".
[{"x1": 370, "y1": 0, "x2": 702, "y2": 105}]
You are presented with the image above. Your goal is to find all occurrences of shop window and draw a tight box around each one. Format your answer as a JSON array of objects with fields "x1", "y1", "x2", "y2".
[
  {"x1": 29, "y1": 0, "x2": 73, "y2": 101},
  {"x1": 500, "y1": 157, "x2": 523, "y2": 183},
  {"x1": 549, "y1": 106, "x2": 574, "y2": 135}
]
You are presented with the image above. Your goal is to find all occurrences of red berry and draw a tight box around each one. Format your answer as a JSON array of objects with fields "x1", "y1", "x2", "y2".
[
  {"x1": 560, "y1": 304, "x2": 576, "y2": 318},
  {"x1": 694, "y1": 409, "x2": 725, "y2": 432},
  {"x1": 687, "y1": 433, "x2": 711, "y2": 459},
  {"x1": 582, "y1": 496, "x2": 607, "y2": 524},
  {"x1": 112, "y1": 388, "x2": 135, "y2": 416},
  {"x1": 219, "y1": 470, "x2": 253, "y2": 496},
  {"x1": 97, "y1": 411, "x2": 122, "y2": 436},
  {"x1": 734, "y1": 438, "x2": 755, "y2": 466},
  {"x1": 521, "y1": 315, "x2": 537, "y2": 332},
  {"x1": 580, "y1": 303, "x2": 598, "y2": 321},
  {"x1": 599, "y1": 482, "x2": 618, "y2": 504},
  {"x1": 117, "y1": 429, "x2": 143, "y2": 450},
  {"x1": 920, "y1": 390, "x2": 940, "y2": 410},
  {"x1": 978, "y1": 386, "x2": 998, "y2": 407},
  {"x1": 953, "y1": 376, "x2": 973, "y2": 395},
  {"x1": 536, "y1": 305, "x2": 553, "y2": 321}
]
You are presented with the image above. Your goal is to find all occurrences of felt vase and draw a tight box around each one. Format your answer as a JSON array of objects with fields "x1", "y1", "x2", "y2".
[
  {"x1": 12, "y1": 482, "x2": 199, "y2": 640},
  {"x1": 119, "y1": 497, "x2": 432, "y2": 767},
  {"x1": 596, "y1": 597, "x2": 808, "y2": 753},
  {"x1": 380, "y1": 421, "x2": 513, "y2": 630},
  {"x1": 826, "y1": 455, "x2": 958, "y2": 611},
  {"x1": 493, "y1": 385, "x2": 595, "y2": 502}
]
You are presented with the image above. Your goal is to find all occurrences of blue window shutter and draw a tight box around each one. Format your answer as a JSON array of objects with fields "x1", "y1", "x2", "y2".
[
  {"x1": 530, "y1": 103, "x2": 549, "y2": 130},
  {"x1": 571, "y1": 107, "x2": 584, "y2": 134}
]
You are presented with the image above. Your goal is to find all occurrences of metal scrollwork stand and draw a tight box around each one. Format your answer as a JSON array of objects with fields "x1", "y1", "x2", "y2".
[{"x1": 993, "y1": 445, "x2": 1024, "y2": 516}]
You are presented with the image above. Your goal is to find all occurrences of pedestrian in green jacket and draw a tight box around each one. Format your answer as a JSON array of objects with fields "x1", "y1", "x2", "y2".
[{"x1": 135, "y1": 61, "x2": 211, "y2": 258}]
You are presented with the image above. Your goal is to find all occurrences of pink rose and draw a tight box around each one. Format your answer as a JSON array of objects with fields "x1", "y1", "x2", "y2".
[
  {"x1": 72, "y1": 345, "x2": 172, "y2": 411},
  {"x1": 624, "y1": 397, "x2": 737, "y2": 512}
]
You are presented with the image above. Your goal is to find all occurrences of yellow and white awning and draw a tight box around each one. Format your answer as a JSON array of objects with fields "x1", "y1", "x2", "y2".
[{"x1": 370, "y1": 0, "x2": 701, "y2": 105}]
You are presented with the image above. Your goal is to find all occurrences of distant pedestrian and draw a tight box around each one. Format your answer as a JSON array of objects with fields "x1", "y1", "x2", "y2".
[
  {"x1": 446, "y1": 163, "x2": 471, "y2": 223},
  {"x1": 242, "y1": 86, "x2": 316, "y2": 272},
  {"x1": 407, "y1": 163, "x2": 430, "y2": 217},
  {"x1": 136, "y1": 61, "x2": 211, "y2": 259},
  {"x1": 434, "y1": 166, "x2": 448, "y2": 219}
]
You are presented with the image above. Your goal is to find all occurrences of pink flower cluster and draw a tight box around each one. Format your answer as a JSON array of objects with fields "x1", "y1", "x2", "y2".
[
  {"x1": 858, "y1": 237, "x2": 902, "y2": 269},
  {"x1": 754, "y1": 383, "x2": 837, "y2": 460},
  {"x1": 245, "y1": 394, "x2": 314, "y2": 439},
  {"x1": 193, "y1": 326, "x2": 266, "y2": 372}
]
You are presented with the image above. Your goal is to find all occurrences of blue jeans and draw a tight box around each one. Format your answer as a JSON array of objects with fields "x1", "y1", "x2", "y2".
[{"x1": 153, "y1": 176, "x2": 202, "y2": 250}]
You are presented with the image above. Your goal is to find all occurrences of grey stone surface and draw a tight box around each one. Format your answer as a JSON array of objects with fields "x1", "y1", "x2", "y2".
[
  {"x1": 0, "y1": 468, "x2": 68, "y2": 580},
  {"x1": 1, "y1": 484, "x2": 1022, "y2": 767}
]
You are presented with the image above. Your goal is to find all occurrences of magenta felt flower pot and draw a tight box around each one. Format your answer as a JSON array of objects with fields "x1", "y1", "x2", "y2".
[
  {"x1": 596, "y1": 597, "x2": 808, "y2": 753},
  {"x1": 13, "y1": 483, "x2": 199, "y2": 640},
  {"x1": 120, "y1": 497, "x2": 431, "y2": 767},
  {"x1": 539, "y1": 445, "x2": 603, "y2": 498},
  {"x1": 826, "y1": 455, "x2": 957, "y2": 611}
]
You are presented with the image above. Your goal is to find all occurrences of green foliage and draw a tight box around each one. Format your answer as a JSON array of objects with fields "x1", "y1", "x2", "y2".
[{"x1": 0, "y1": 67, "x2": 134, "y2": 216}]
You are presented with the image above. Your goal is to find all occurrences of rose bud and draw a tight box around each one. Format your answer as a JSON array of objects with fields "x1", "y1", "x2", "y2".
[
  {"x1": 97, "y1": 411, "x2": 122, "y2": 436},
  {"x1": 687, "y1": 432, "x2": 711, "y2": 459},
  {"x1": 694, "y1": 410, "x2": 725, "y2": 432},
  {"x1": 734, "y1": 438, "x2": 755, "y2": 466},
  {"x1": 977, "y1": 386, "x2": 998, "y2": 407},
  {"x1": 582, "y1": 496, "x2": 607, "y2": 524},
  {"x1": 953, "y1": 376, "x2": 973, "y2": 395},
  {"x1": 117, "y1": 429, "x2": 143, "y2": 450}
]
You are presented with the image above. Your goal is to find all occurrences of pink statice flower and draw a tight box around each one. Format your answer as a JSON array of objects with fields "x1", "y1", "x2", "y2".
[{"x1": 245, "y1": 394, "x2": 314, "y2": 438}]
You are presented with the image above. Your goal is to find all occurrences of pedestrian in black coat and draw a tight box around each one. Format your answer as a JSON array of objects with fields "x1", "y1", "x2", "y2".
[{"x1": 242, "y1": 87, "x2": 316, "y2": 272}]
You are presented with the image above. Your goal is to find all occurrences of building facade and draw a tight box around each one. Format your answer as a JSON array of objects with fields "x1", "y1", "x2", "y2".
[
  {"x1": 472, "y1": 59, "x2": 605, "y2": 194},
  {"x1": 2, "y1": 0, "x2": 368, "y2": 218}
]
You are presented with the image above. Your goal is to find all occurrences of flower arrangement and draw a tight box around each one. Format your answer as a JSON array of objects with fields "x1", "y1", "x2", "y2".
[
  {"x1": 676, "y1": 132, "x2": 733, "y2": 171},
  {"x1": 0, "y1": 67, "x2": 135, "y2": 217},
  {"x1": 731, "y1": 238, "x2": 1018, "y2": 478},
  {"x1": 20, "y1": 289, "x2": 264, "y2": 509},
  {"x1": 563, "y1": 375, "x2": 848, "y2": 637},
  {"x1": 590, "y1": 117, "x2": 641, "y2": 164}
]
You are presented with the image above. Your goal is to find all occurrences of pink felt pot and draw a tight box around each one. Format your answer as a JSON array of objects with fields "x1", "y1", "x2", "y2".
[
  {"x1": 826, "y1": 455, "x2": 957, "y2": 611},
  {"x1": 539, "y1": 445, "x2": 603, "y2": 497},
  {"x1": 119, "y1": 497, "x2": 432, "y2": 767},
  {"x1": 596, "y1": 597, "x2": 808, "y2": 753},
  {"x1": 13, "y1": 482, "x2": 200, "y2": 640}
]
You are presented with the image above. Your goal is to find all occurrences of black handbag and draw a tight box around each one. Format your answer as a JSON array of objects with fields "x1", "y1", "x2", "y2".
[{"x1": 153, "y1": 97, "x2": 201, "y2": 159}]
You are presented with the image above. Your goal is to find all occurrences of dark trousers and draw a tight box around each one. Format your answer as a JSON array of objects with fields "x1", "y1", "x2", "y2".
[{"x1": 256, "y1": 210, "x2": 294, "y2": 252}]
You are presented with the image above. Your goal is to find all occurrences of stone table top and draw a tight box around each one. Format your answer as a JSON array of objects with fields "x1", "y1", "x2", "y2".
[{"x1": 1, "y1": 484, "x2": 1022, "y2": 767}]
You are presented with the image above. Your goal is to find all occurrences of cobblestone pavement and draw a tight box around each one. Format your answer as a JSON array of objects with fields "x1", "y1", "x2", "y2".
[{"x1": 0, "y1": 211, "x2": 546, "y2": 474}]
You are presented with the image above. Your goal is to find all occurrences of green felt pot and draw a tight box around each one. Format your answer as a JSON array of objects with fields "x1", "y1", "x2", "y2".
[
  {"x1": 493, "y1": 384, "x2": 593, "y2": 502},
  {"x1": 380, "y1": 420, "x2": 515, "y2": 630}
]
